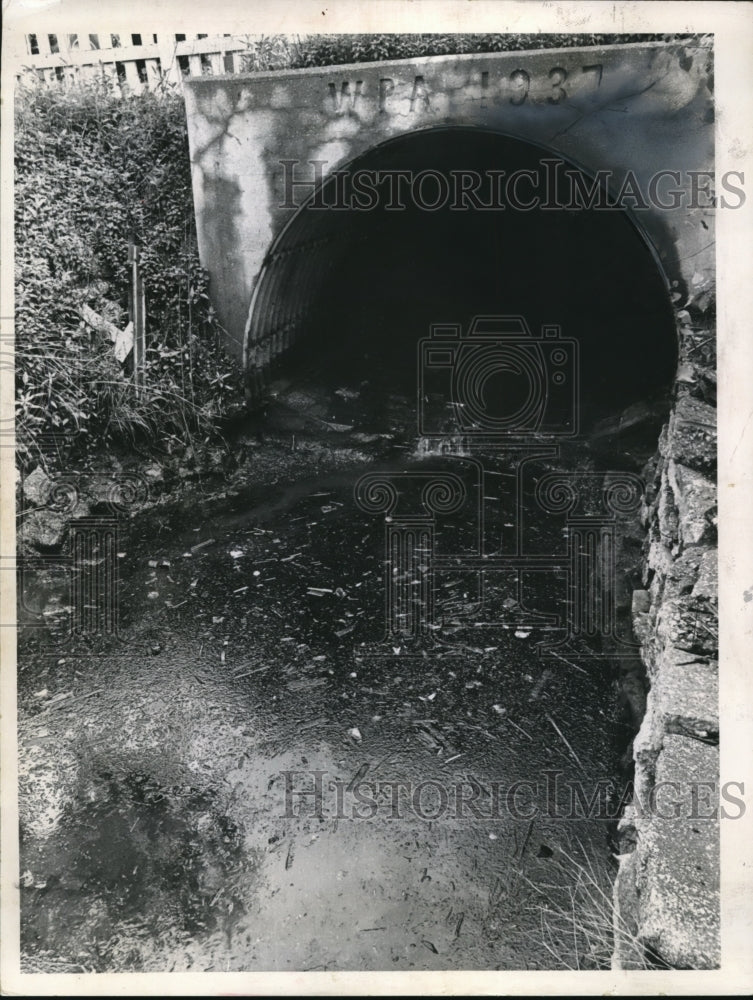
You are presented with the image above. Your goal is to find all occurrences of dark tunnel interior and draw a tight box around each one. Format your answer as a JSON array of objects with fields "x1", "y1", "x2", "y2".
[{"x1": 261, "y1": 127, "x2": 678, "y2": 435}]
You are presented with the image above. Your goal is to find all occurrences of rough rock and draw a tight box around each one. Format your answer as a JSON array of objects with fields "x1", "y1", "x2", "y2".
[
  {"x1": 656, "y1": 477, "x2": 680, "y2": 549},
  {"x1": 20, "y1": 496, "x2": 92, "y2": 551},
  {"x1": 656, "y1": 598, "x2": 717, "y2": 657},
  {"x1": 666, "y1": 395, "x2": 717, "y2": 475},
  {"x1": 22, "y1": 466, "x2": 52, "y2": 507},
  {"x1": 691, "y1": 549, "x2": 717, "y2": 604},
  {"x1": 144, "y1": 463, "x2": 165, "y2": 484},
  {"x1": 632, "y1": 589, "x2": 652, "y2": 644},
  {"x1": 667, "y1": 462, "x2": 717, "y2": 547},
  {"x1": 648, "y1": 647, "x2": 718, "y2": 738},
  {"x1": 663, "y1": 547, "x2": 704, "y2": 599},
  {"x1": 636, "y1": 735, "x2": 720, "y2": 969},
  {"x1": 632, "y1": 589, "x2": 651, "y2": 614},
  {"x1": 20, "y1": 510, "x2": 69, "y2": 550},
  {"x1": 616, "y1": 358, "x2": 718, "y2": 971}
]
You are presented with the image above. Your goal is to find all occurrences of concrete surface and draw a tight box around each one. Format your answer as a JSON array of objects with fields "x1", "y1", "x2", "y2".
[{"x1": 182, "y1": 41, "x2": 714, "y2": 364}]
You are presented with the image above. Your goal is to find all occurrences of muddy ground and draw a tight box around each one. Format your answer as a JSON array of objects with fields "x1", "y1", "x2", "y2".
[{"x1": 16, "y1": 371, "x2": 657, "y2": 973}]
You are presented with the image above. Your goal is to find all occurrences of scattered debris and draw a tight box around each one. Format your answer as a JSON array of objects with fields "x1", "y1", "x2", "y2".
[
  {"x1": 545, "y1": 713, "x2": 585, "y2": 773},
  {"x1": 234, "y1": 664, "x2": 272, "y2": 679},
  {"x1": 506, "y1": 719, "x2": 533, "y2": 741},
  {"x1": 529, "y1": 669, "x2": 553, "y2": 701},
  {"x1": 190, "y1": 538, "x2": 216, "y2": 554},
  {"x1": 287, "y1": 677, "x2": 327, "y2": 691},
  {"x1": 346, "y1": 762, "x2": 370, "y2": 793},
  {"x1": 517, "y1": 819, "x2": 535, "y2": 860}
]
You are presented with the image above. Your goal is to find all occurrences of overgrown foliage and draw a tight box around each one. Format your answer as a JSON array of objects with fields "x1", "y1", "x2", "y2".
[
  {"x1": 286, "y1": 32, "x2": 685, "y2": 68},
  {"x1": 233, "y1": 31, "x2": 693, "y2": 73},
  {"x1": 15, "y1": 76, "x2": 242, "y2": 465}
]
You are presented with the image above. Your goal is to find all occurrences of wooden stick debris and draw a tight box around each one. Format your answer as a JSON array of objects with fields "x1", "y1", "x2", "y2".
[{"x1": 545, "y1": 713, "x2": 586, "y2": 773}]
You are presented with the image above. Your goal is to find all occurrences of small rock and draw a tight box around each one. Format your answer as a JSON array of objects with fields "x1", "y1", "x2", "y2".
[
  {"x1": 144, "y1": 463, "x2": 164, "y2": 483},
  {"x1": 22, "y1": 466, "x2": 52, "y2": 507},
  {"x1": 347, "y1": 727, "x2": 362, "y2": 744},
  {"x1": 20, "y1": 511, "x2": 68, "y2": 550},
  {"x1": 632, "y1": 589, "x2": 651, "y2": 615}
]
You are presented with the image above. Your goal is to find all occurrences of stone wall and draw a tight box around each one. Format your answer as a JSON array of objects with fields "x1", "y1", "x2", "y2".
[{"x1": 613, "y1": 295, "x2": 719, "y2": 969}]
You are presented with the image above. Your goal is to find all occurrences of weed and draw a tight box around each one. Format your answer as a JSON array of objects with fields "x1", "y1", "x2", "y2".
[{"x1": 522, "y1": 842, "x2": 651, "y2": 970}]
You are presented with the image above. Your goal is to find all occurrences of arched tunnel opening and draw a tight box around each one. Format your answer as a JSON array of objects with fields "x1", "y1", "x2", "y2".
[
  {"x1": 248, "y1": 126, "x2": 678, "y2": 447},
  {"x1": 240, "y1": 125, "x2": 681, "y2": 828}
]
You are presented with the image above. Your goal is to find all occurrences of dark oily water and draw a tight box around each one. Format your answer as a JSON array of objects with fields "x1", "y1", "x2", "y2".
[{"x1": 17, "y1": 361, "x2": 660, "y2": 973}]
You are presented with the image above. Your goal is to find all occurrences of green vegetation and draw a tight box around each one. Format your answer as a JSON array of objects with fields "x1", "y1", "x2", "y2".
[
  {"x1": 14, "y1": 77, "x2": 242, "y2": 466},
  {"x1": 235, "y1": 32, "x2": 688, "y2": 72},
  {"x1": 285, "y1": 33, "x2": 680, "y2": 68}
]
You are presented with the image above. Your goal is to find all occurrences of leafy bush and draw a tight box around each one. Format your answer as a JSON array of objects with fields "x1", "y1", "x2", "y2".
[
  {"x1": 14, "y1": 75, "x2": 242, "y2": 464},
  {"x1": 228, "y1": 31, "x2": 695, "y2": 74},
  {"x1": 286, "y1": 33, "x2": 685, "y2": 68}
]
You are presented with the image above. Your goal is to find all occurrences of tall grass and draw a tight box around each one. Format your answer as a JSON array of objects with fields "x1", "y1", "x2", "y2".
[{"x1": 523, "y1": 844, "x2": 650, "y2": 970}]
